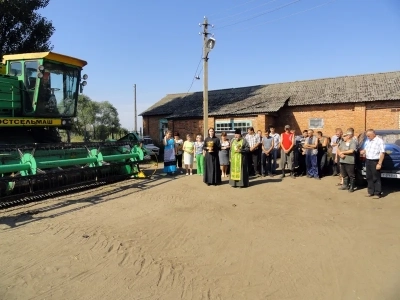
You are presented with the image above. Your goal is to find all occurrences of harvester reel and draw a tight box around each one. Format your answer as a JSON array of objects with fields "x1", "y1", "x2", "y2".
[
  {"x1": 20, "y1": 153, "x2": 37, "y2": 176},
  {"x1": 0, "y1": 137, "x2": 157, "y2": 207}
]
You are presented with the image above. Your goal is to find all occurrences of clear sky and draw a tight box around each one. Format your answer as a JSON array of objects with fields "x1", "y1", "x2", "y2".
[{"x1": 41, "y1": 0, "x2": 400, "y2": 131}]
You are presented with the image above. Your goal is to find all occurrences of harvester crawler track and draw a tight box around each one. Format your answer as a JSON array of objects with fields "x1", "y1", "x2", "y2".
[{"x1": 0, "y1": 138, "x2": 158, "y2": 209}]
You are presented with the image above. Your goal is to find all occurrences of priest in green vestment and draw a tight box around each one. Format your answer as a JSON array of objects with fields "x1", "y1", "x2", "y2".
[{"x1": 229, "y1": 129, "x2": 250, "y2": 188}]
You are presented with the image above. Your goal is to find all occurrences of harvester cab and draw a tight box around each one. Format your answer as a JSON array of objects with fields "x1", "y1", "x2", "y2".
[{"x1": 0, "y1": 52, "x2": 88, "y2": 132}]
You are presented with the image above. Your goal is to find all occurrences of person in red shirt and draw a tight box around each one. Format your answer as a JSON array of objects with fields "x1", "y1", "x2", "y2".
[{"x1": 280, "y1": 125, "x2": 296, "y2": 178}]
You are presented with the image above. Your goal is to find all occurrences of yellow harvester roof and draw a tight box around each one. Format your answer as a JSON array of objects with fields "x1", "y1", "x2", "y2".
[{"x1": 2, "y1": 52, "x2": 87, "y2": 68}]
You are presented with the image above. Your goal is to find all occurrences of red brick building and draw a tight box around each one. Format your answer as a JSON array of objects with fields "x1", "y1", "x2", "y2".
[{"x1": 140, "y1": 71, "x2": 400, "y2": 146}]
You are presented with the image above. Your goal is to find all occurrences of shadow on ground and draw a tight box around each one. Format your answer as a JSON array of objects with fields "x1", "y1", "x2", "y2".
[{"x1": 0, "y1": 174, "x2": 173, "y2": 229}]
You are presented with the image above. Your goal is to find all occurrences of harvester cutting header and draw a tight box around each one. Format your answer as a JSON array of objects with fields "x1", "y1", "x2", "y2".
[{"x1": 0, "y1": 52, "x2": 154, "y2": 207}]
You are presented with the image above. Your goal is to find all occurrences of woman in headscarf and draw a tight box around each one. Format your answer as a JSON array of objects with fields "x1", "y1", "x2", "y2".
[
  {"x1": 203, "y1": 127, "x2": 221, "y2": 186},
  {"x1": 162, "y1": 130, "x2": 177, "y2": 175},
  {"x1": 229, "y1": 129, "x2": 250, "y2": 188}
]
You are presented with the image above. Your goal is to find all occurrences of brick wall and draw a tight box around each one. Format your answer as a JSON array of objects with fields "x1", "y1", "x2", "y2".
[
  {"x1": 365, "y1": 101, "x2": 400, "y2": 130},
  {"x1": 254, "y1": 115, "x2": 266, "y2": 132},
  {"x1": 276, "y1": 103, "x2": 360, "y2": 136},
  {"x1": 142, "y1": 115, "x2": 162, "y2": 141},
  {"x1": 265, "y1": 115, "x2": 276, "y2": 131},
  {"x1": 142, "y1": 117, "x2": 148, "y2": 135},
  {"x1": 171, "y1": 118, "x2": 205, "y2": 139},
  {"x1": 143, "y1": 117, "x2": 215, "y2": 143},
  {"x1": 143, "y1": 100, "x2": 400, "y2": 145},
  {"x1": 275, "y1": 101, "x2": 400, "y2": 136}
]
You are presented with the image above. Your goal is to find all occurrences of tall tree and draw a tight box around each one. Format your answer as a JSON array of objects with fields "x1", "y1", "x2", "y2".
[
  {"x1": 95, "y1": 125, "x2": 109, "y2": 142},
  {"x1": 73, "y1": 96, "x2": 122, "y2": 141},
  {"x1": 74, "y1": 94, "x2": 99, "y2": 137},
  {"x1": 96, "y1": 101, "x2": 121, "y2": 139},
  {"x1": 120, "y1": 127, "x2": 129, "y2": 136},
  {"x1": 0, "y1": 0, "x2": 55, "y2": 60}
]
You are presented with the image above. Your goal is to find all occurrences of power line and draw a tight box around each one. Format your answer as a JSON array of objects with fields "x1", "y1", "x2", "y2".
[
  {"x1": 198, "y1": 65, "x2": 203, "y2": 78},
  {"x1": 186, "y1": 54, "x2": 203, "y2": 94},
  {"x1": 213, "y1": 0, "x2": 301, "y2": 31},
  {"x1": 213, "y1": 0, "x2": 280, "y2": 24},
  {"x1": 233, "y1": 0, "x2": 337, "y2": 32},
  {"x1": 207, "y1": 0, "x2": 262, "y2": 18}
]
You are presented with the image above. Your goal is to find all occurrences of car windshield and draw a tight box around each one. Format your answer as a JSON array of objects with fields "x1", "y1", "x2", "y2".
[
  {"x1": 36, "y1": 62, "x2": 80, "y2": 117},
  {"x1": 143, "y1": 138, "x2": 153, "y2": 145},
  {"x1": 377, "y1": 133, "x2": 400, "y2": 146}
]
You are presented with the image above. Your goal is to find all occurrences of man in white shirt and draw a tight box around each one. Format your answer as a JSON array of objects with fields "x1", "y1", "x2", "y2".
[
  {"x1": 269, "y1": 126, "x2": 280, "y2": 176},
  {"x1": 331, "y1": 128, "x2": 343, "y2": 176},
  {"x1": 245, "y1": 127, "x2": 261, "y2": 176},
  {"x1": 360, "y1": 129, "x2": 385, "y2": 199}
]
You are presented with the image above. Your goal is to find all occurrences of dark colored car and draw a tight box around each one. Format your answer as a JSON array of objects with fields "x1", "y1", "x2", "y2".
[{"x1": 356, "y1": 130, "x2": 400, "y2": 184}]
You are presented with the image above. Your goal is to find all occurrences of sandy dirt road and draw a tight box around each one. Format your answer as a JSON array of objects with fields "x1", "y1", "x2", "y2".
[{"x1": 1, "y1": 171, "x2": 400, "y2": 300}]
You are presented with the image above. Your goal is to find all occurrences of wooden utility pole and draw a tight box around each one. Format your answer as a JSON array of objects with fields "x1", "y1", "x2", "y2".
[
  {"x1": 134, "y1": 84, "x2": 137, "y2": 133},
  {"x1": 202, "y1": 18, "x2": 209, "y2": 138}
]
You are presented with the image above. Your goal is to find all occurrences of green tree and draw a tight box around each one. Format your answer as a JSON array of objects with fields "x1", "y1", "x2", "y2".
[
  {"x1": 96, "y1": 101, "x2": 121, "y2": 139},
  {"x1": 0, "y1": 0, "x2": 55, "y2": 60},
  {"x1": 74, "y1": 94, "x2": 99, "y2": 137},
  {"x1": 120, "y1": 127, "x2": 129, "y2": 137},
  {"x1": 95, "y1": 124, "x2": 109, "y2": 142},
  {"x1": 73, "y1": 96, "x2": 122, "y2": 141}
]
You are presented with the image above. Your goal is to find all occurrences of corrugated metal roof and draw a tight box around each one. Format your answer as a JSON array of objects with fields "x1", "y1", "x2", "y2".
[{"x1": 140, "y1": 71, "x2": 400, "y2": 118}]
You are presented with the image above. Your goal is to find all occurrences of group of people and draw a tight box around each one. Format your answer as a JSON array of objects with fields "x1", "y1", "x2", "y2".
[
  {"x1": 162, "y1": 128, "x2": 251, "y2": 188},
  {"x1": 162, "y1": 126, "x2": 386, "y2": 197},
  {"x1": 330, "y1": 127, "x2": 385, "y2": 199}
]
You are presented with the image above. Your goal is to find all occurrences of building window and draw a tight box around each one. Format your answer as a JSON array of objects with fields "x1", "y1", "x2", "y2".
[
  {"x1": 215, "y1": 120, "x2": 252, "y2": 132},
  {"x1": 233, "y1": 121, "x2": 252, "y2": 133},
  {"x1": 309, "y1": 118, "x2": 324, "y2": 129},
  {"x1": 215, "y1": 121, "x2": 232, "y2": 131}
]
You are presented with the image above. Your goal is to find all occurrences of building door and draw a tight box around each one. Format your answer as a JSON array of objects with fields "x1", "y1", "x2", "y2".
[{"x1": 159, "y1": 119, "x2": 168, "y2": 141}]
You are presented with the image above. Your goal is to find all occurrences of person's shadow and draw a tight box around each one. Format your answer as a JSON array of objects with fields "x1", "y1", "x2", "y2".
[{"x1": 249, "y1": 177, "x2": 282, "y2": 186}]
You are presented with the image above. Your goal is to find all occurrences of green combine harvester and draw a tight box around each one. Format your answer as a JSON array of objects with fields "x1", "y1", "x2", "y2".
[{"x1": 0, "y1": 52, "x2": 155, "y2": 208}]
